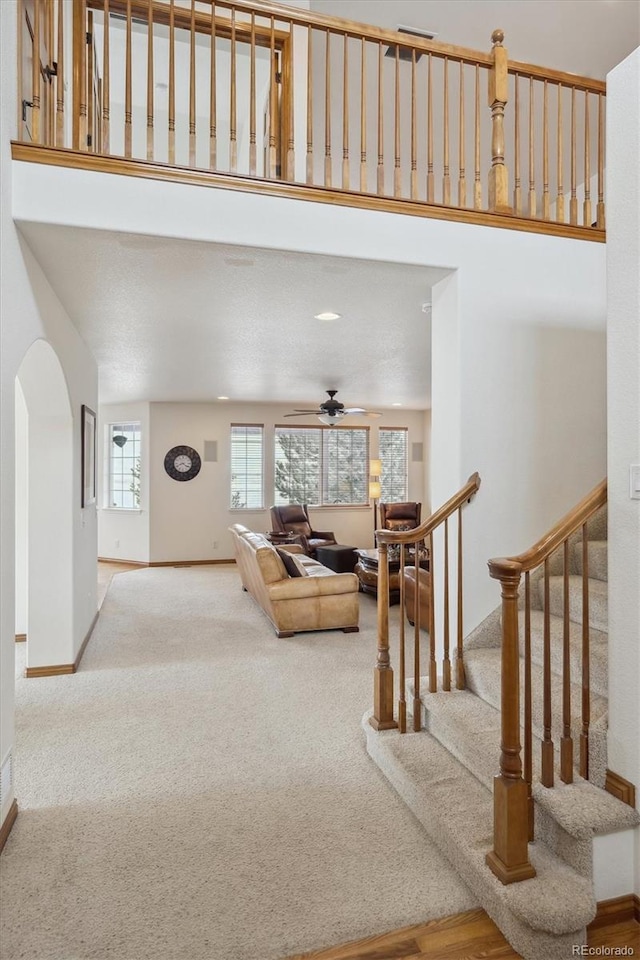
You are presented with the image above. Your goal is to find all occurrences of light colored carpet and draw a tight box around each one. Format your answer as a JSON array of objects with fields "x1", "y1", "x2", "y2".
[{"x1": 1, "y1": 567, "x2": 476, "y2": 960}]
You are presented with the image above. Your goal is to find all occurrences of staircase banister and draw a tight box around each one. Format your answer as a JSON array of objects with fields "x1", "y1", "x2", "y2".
[
  {"x1": 376, "y1": 472, "x2": 481, "y2": 546},
  {"x1": 488, "y1": 479, "x2": 607, "y2": 578}
]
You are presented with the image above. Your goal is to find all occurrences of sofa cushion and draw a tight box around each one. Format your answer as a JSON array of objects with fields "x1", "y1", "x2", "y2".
[
  {"x1": 276, "y1": 548, "x2": 308, "y2": 578},
  {"x1": 256, "y1": 546, "x2": 288, "y2": 584}
]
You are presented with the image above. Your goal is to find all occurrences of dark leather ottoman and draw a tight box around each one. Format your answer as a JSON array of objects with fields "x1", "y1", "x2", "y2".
[{"x1": 315, "y1": 544, "x2": 357, "y2": 573}]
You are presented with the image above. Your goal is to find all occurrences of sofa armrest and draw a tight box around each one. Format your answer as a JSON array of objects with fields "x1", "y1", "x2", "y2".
[
  {"x1": 310, "y1": 529, "x2": 335, "y2": 540},
  {"x1": 278, "y1": 544, "x2": 306, "y2": 555}
]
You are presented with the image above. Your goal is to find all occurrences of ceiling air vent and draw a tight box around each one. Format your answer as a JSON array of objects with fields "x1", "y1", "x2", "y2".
[{"x1": 385, "y1": 25, "x2": 437, "y2": 63}]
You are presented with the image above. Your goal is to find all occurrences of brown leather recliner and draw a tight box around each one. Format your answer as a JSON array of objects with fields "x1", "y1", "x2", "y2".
[
  {"x1": 270, "y1": 504, "x2": 337, "y2": 557},
  {"x1": 404, "y1": 566, "x2": 431, "y2": 629},
  {"x1": 379, "y1": 501, "x2": 422, "y2": 531}
]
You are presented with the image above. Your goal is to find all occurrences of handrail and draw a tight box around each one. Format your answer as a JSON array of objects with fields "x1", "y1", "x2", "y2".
[
  {"x1": 485, "y1": 477, "x2": 607, "y2": 886},
  {"x1": 370, "y1": 472, "x2": 481, "y2": 732},
  {"x1": 489, "y1": 479, "x2": 607, "y2": 577},
  {"x1": 377, "y1": 472, "x2": 482, "y2": 545}
]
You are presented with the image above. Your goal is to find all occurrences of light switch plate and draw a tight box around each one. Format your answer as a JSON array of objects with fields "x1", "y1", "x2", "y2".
[{"x1": 630, "y1": 464, "x2": 640, "y2": 500}]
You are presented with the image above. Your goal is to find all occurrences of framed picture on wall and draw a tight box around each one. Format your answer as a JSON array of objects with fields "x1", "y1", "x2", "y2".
[{"x1": 81, "y1": 405, "x2": 96, "y2": 507}]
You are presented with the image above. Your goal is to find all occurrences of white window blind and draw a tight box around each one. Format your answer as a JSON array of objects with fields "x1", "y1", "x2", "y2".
[
  {"x1": 274, "y1": 425, "x2": 369, "y2": 506},
  {"x1": 108, "y1": 422, "x2": 141, "y2": 509},
  {"x1": 379, "y1": 427, "x2": 408, "y2": 502},
  {"x1": 230, "y1": 424, "x2": 264, "y2": 509}
]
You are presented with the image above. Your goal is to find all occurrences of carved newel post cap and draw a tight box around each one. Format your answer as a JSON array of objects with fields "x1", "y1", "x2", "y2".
[{"x1": 491, "y1": 29, "x2": 505, "y2": 46}]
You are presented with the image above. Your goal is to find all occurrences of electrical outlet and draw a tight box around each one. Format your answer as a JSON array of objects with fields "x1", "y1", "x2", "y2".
[
  {"x1": 115, "y1": 539, "x2": 120, "y2": 548},
  {"x1": 213, "y1": 540, "x2": 219, "y2": 549}
]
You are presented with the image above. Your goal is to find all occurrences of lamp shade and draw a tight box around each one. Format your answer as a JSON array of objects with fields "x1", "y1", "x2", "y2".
[
  {"x1": 369, "y1": 459, "x2": 382, "y2": 476},
  {"x1": 112, "y1": 434, "x2": 128, "y2": 448},
  {"x1": 369, "y1": 480, "x2": 381, "y2": 500}
]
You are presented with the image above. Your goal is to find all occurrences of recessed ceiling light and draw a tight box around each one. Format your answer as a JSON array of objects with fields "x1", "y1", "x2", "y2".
[
  {"x1": 392, "y1": 402, "x2": 402, "y2": 407},
  {"x1": 314, "y1": 311, "x2": 341, "y2": 321},
  {"x1": 217, "y1": 396, "x2": 229, "y2": 400}
]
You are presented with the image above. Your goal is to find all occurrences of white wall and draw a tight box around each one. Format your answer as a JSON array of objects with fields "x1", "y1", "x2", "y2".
[
  {"x1": 0, "y1": 0, "x2": 98, "y2": 829},
  {"x1": 98, "y1": 403, "x2": 151, "y2": 563},
  {"x1": 606, "y1": 47, "x2": 640, "y2": 892},
  {"x1": 99, "y1": 400, "x2": 427, "y2": 563},
  {"x1": 14, "y1": 382, "x2": 28, "y2": 637}
]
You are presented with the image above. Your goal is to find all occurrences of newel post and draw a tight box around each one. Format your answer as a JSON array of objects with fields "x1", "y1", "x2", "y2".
[
  {"x1": 485, "y1": 558, "x2": 536, "y2": 884},
  {"x1": 488, "y1": 29, "x2": 511, "y2": 214},
  {"x1": 370, "y1": 543, "x2": 398, "y2": 731}
]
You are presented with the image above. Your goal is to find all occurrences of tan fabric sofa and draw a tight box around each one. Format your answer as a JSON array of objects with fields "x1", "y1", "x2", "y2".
[{"x1": 229, "y1": 524, "x2": 360, "y2": 638}]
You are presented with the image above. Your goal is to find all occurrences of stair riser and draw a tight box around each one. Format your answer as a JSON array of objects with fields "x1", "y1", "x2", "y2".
[
  {"x1": 519, "y1": 617, "x2": 608, "y2": 699},
  {"x1": 573, "y1": 541, "x2": 608, "y2": 582},
  {"x1": 539, "y1": 577, "x2": 608, "y2": 633}
]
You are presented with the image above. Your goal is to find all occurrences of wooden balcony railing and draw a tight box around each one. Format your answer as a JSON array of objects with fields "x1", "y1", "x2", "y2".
[
  {"x1": 485, "y1": 480, "x2": 607, "y2": 885},
  {"x1": 15, "y1": 0, "x2": 606, "y2": 239},
  {"x1": 370, "y1": 473, "x2": 481, "y2": 733}
]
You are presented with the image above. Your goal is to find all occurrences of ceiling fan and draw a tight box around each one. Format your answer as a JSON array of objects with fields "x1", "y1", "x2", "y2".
[{"x1": 284, "y1": 390, "x2": 382, "y2": 426}]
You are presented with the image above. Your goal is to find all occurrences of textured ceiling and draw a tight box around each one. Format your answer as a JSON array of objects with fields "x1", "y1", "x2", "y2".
[
  {"x1": 310, "y1": 0, "x2": 640, "y2": 80},
  {"x1": 19, "y1": 224, "x2": 448, "y2": 409}
]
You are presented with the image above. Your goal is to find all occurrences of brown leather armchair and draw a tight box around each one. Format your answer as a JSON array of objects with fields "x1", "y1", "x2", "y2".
[
  {"x1": 379, "y1": 501, "x2": 422, "y2": 531},
  {"x1": 404, "y1": 567, "x2": 431, "y2": 629},
  {"x1": 269, "y1": 504, "x2": 337, "y2": 557}
]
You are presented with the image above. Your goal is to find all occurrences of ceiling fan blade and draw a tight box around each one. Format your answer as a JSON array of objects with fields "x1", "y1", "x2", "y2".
[
  {"x1": 283, "y1": 411, "x2": 323, "y2": 417},
  {"x1": 363, "y1": 411, "x2": 383, "y2": 419},
  {"x1": 342, "y1": 407, "x2": 367, "y2": 415}
]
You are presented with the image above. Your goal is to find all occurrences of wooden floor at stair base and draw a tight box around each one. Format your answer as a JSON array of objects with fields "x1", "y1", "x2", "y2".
[{"x1": 285, "y1": 906, "x2": 640, "y2": 960}]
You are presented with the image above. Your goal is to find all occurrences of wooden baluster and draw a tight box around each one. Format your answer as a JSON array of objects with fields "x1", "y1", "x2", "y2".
[
  {"x1": 456, "y1": 506, "x2": 465, "y2": 688},
  {"x1": 168, "y1": 0, "x2": 175, "y2": 164},
  {"x1": 306, "y1": 27, "x2": 313, "y2": 184},
  {"x1": 248, "y1": 13, "x2": 255, "y2": 175},
  {"x1": 324, "y1": 29, "x2": 332, "y2": 186},
  {"x1": 541, "y1": 558, "x2": 554, "y2": 787},
  {"x1": 342, "y1": 33, "x2": 349, "y2": 190},
  {"x1": 528, "y1": 78, "x2": 536, "y2": 216},
  {"x1": 513, "y1": 73, "x2": 521, "y2": 214},
  {"x1": 486, "y1": 558, "x2": 535, "y2": 884},
  {"x1": 124, "y1": 0, "x2": 132, "y2": 157},
  {"x1": 371, "y1": 543, "x2": 397, "y2": 731},
  {"x1": 268, "y1": 18, "x2": 277, "y2": 178},
  {"x1": 524, "y1": 573, "x2": 534, "y2": 840},
  {"x1": 583, "y1": 91, "x2": 591, "y2": 226},
  {"x1": 458, "y1": 61, "x2": 466, "y2": 207},
  {"x1": 556, "y1": 82, "x2": 564, "y2": 223},
  {"x1": 474, "y1": 64, "x2": 482, "y2": 210},
  {"x1": 428, "y1": 531, "x2": 437, "y2": 693},
  {"x1": 413, "y1": 548, "x2": 421, "y2": 732},
  {"x1": 189, "y1": 0, "x2": 197, "y2": 167},
  {"x1": 72, "y1": 0, "x2": 87, "y2": 150},
  {"x1": 443, "y1": 58, "x2": 450, "y2": 204},
  {"x1": 410, "y1": 49, "x2": 417, "y2": 200},
  {"x1": 17, "y1": 0, "x2": 23, "y2": 138},
  {"x1": 580, "y1": 524, "x2": 590, "y2": 779},
  {"x1": 377, "y1": 41, "x2": 384, "y2": 194},
  {"x1": 542, "y1": 79, "x2": 550, "y2": 219},
  {"x1": 32, "y1": 0, "x2": 41, "y2": 143},
  {"x1": 286, "y1": 25, "x2": 295, "y2": 181},
  {"x1": 596, "y1": 93, "x2": 605, "y2": 228},
  {"x1": 488, "y1": 30, "x2": 509, "y2": 212},
  {"x1": 146, "y1": 0, "x2": 154, "y2": 161},
  {"x1": 570, "y1": 86, "x2": 577, "y2": 225},
  {"x1": 55, "y1": 0, "x2": 65, "y2": 147},
  {"x1": 102, "y1": 0, "x2": 110, "y2": 153},
  {"x1": 87, "y1": 11, "x2": 94, "y2": 151},
  {"x1": 398, "y1": 547, "x2": 407, "y2": 733},
  {"x1": 229, "y1": 8, "x2": 237, "y2": 173},
  {"x1": 209, "y1": 3, "x2": 217, "y2": 170},
  {"x1": 442, "y1": 518, "x2": 451, "y2": 690},
  {"x1": 359, "y1": 37, "x2": 367, "y2": 192},
  {"x1": 561, "y1": 540, "x2": 574, "y2": 783},
  {"x1": 426, "y1": 53, "x2": 434, "y2": 202},
  {"x1": 394, "y1": 45, "x2": 401, "y2": 197}
]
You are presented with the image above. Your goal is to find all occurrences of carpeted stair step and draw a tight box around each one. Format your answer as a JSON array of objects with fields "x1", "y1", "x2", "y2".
[
  {"x1": 415, "y1": 688, "x2": 638, "y2": 877},
  {"x1": 573, "y1": 540, "x2": 608, "y2": 582},
  {"x1": 519, "y1": 610, "x2": 608, "y2": 699},
  {"x1": 363, "y1": 715, "x2": 596, "y2": 960},
  {"x1": 463, "y1": 648, "x2": 608, "y2": 748},
  {"x1": 538, "y1": 576, "x2": 608, "y2": 632}
]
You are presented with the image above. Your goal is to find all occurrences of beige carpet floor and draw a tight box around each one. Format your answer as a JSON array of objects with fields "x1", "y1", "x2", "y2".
[{"x1": 1, "y1": 566, "x2": 476, "y2": 960}]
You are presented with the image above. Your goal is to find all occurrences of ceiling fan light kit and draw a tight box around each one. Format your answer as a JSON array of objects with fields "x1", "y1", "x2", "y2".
[{"x1": 284, "y1": 390, "x2": 381, "y2": 426}]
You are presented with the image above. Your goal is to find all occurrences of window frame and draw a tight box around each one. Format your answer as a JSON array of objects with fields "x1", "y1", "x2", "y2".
[
  {"x1": 274, "y1": 423, "x2": 370, "y2": 508},
  {"x1": 230, "y1": 423, "x2": 265, "y2": 510},
  {"x1": 105, "y1": 421, "x2": 142, "y2": 511},
  {"x1": 379, "y1": 426, "x2": 409, "y2": 503}
]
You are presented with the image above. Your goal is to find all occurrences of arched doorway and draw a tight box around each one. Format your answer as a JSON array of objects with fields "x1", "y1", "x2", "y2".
[{"x1": 16, "y1": 339, "x2": 74, "y2": 672}]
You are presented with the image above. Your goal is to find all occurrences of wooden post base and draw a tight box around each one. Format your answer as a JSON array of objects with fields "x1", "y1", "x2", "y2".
[
  {"x1": 371, "y1": 666, "x2": 397, "y2": 730},
  {"x1": 486, "y1": 775, "x2": 536, "y2": 884}
]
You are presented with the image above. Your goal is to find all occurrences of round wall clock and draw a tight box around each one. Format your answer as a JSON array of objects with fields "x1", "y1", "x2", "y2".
[{"x1": 164, "y1": 445, "x2": 201, "y2": 482}]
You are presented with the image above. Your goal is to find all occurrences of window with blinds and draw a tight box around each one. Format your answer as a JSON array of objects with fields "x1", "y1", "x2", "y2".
[
  {"x1": 274, "y1": 425, "x2": 369, "y2": 506},
  {"x1": 230, "y1": 424, "x2": 264, "y2": 509},
  {"x1": 379, "y1": 427, "x2": 408, "y2": 502}
]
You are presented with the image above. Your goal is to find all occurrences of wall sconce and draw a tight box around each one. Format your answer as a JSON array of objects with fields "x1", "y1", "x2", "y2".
[{"x1": 369, "y1": 459, "x2": 382, "y2": 542}]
